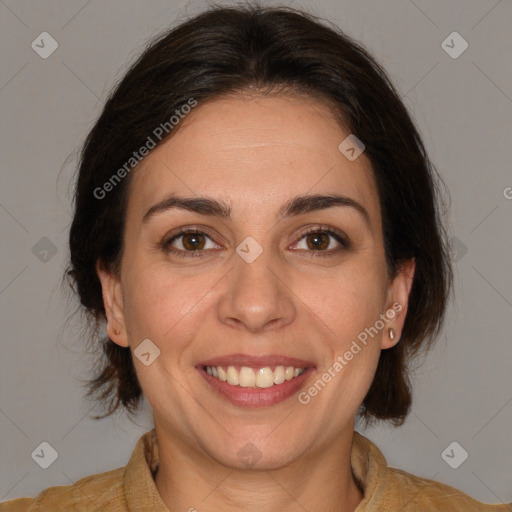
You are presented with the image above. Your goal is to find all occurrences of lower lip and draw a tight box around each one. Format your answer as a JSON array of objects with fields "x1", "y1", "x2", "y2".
[{"x1": 197, "y1": 366, "x2": 315, "y2": 407}]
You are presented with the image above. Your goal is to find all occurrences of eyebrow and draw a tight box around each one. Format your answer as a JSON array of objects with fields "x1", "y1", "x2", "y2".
[{"x1": 142, "y1": 193, "x2": 371, "y2": 228}]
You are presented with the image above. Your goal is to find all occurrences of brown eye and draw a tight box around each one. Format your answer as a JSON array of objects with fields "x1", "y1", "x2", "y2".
[
  {"x1": 161, "y1": 228, "x2": 219, "y2": 257},
  {"x1": 305, "y1": 232, "x2": 330, "y2": 250},
  {"x1": 291, "y1": 226, "x2": 350, "y2": 256},
  {"x1": 181, "y1": 232, "x2": 206, "y2": 250}
]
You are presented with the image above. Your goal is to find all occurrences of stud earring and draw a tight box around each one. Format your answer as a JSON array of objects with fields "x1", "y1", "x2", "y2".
[
  {"x1": 388, "y1": 328, "x2": 396, "y2": 340},
  {"x1": 114, "y1": 329, "x2": 120, "y2": 335}
]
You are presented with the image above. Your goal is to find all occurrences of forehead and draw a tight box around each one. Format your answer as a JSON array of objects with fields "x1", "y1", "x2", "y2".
[{"x1": 127, "y1": 94, "x2": 380, "y2": 226}]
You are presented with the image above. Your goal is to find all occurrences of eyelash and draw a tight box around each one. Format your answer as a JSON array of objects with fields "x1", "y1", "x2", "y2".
[{"x1": 160, "y1": 225, "x2": 350, "y2": 259}]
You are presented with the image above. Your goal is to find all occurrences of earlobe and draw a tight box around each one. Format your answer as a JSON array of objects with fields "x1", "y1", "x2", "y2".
[
  {"x1": 381, "y1": 258, "x2": 415, "y2": 350},
  {"x1": 96, "y1": 260, "x2": 129, "y2": 348}
]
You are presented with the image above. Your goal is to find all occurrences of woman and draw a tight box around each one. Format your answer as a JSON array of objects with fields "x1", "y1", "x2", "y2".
[{"x1": 2, "y1": 4, "x2": 510, "y2": 511}]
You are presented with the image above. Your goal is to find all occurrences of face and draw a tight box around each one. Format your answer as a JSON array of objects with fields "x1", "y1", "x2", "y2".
[{"x1": 98, "y1": 93, "x2": 414, "y2": 470}]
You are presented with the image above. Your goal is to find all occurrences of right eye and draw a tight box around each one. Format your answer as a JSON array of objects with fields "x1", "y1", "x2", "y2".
[{"x1": 161, "y1": 228, "x2": 221, "y2": 257}]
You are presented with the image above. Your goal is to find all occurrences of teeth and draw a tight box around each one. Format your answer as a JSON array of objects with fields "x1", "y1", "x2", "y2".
[
  {"x1": 217, "y1": 366, "x2": 227, "y2": 381},
  {"x1": 227, "y1": 366, "x2": 239, "y2": 386},
  {"x1": 273, "y1": 366, "x2": 285, "y2": 384},
  {"x1": 205, "y1": 365, "x2": 306, "y2": 388},
  {"x1": 239, "y1": 366, "x2": 255, "y2": 387},
  {"x1": 255, "y1": 367, "x2": 274, "y2": 388}
]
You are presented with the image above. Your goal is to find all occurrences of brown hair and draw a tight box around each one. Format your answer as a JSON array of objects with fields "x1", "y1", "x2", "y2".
[{"x1": 66, "y1": 3, "x2": 453, "y2": 426}]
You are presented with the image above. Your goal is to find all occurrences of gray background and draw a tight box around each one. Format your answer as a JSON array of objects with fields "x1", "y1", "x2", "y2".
[{"x1": 1, "y1": 0, "x2": 511, "y2": 506}]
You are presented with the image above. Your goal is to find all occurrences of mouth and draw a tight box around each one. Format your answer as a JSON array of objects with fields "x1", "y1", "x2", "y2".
[
  {"x1": 196, "y1": 354, "x2": 315, "y2": 407},
  {"x1": 203, "y1": 364, "x2": 306, "y2": 387}
]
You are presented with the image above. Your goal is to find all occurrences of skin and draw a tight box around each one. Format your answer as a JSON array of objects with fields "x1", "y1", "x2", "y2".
[{"x1": 97, "y1": 93, "x2": 415, "y2": 512}]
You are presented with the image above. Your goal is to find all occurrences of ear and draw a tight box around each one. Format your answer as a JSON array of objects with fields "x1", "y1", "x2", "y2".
[
  {"x1": 381, "y1": 258, "x2": 415, "y2": 350},
  {"x1": 96, "y1": 260, "x2": 129, "y2": 348}
]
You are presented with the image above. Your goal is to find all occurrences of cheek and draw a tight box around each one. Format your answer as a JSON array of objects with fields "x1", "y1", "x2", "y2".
[
  {"x1": 297, "y1": 262, "x2": 386, "y2": 403},
  {"x1": 121, "y1": 260, "x2": 218, "y2": 343},
  {"x1": 301, "y1": 264, "x2": 386, "y2": 342}
]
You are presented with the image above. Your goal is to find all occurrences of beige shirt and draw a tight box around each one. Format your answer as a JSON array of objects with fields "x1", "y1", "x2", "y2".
[{"x1": 1, "y1": 429, "x2": 510, "y2": 511}]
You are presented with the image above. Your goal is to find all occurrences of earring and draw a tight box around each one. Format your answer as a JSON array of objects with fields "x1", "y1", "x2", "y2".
[
  {"x1": 114, "y1": 329, "x2": 120, "y2": 335},
  {"x1": 388, "y1": 328, "x2": 396, "y2": 340}
]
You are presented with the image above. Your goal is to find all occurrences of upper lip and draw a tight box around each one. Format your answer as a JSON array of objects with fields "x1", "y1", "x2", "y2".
[{"x1": 197, "y1": 353, "x2": 315, "y2": 368}]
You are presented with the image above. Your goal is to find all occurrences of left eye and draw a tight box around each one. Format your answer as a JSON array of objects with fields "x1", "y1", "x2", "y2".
[
  {"x1": 291, "y1": 230, "x2": 347, "y2": 253},
  {"x1": 164, "y1": 230, "x2": 219, "y2": 253}
]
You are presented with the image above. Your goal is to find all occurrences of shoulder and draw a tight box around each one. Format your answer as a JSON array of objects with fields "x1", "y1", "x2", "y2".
[
  {"x1": 352, "y1": 431, "x2": 511, "y2": 512},
  {"x1": 384, "y1": 466, "x2": 511, "y2": 512},
  {"x1": 0, "y1": 466, "x2": 126, "y2": 512},
  {"x1": 1, "y1": 428, "x2": 159, "y2": 512}
]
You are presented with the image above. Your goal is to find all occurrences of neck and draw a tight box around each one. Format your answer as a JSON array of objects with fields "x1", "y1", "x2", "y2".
[{"x1": 154, "y1": 425, "x2": 364, "y2": 512}]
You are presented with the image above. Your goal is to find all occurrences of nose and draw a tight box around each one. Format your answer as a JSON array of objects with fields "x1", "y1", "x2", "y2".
[{"x1": 216, "y1": 244, "x2": 296, "y2": 333}]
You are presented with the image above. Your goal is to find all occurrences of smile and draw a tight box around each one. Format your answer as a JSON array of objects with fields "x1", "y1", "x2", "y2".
[
  {"x1": 204, "y1": 365, "x2": 306, "y2": 388},
  {"x1": 196, "y1": 354, "x2": 315, "y2": 407}
]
